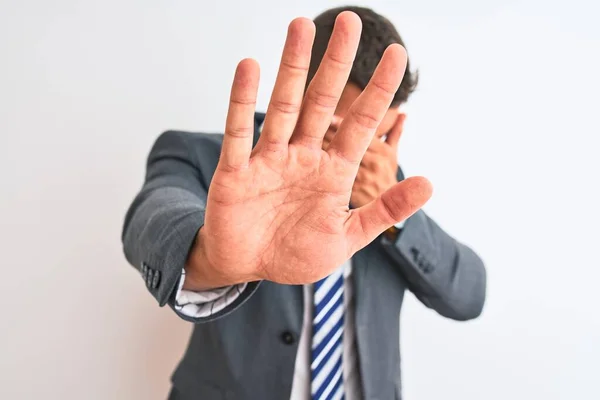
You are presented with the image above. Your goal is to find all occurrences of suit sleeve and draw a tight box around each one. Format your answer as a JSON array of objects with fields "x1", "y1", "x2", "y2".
[
  {"x1": 381, "y1": 208, "x2": 487, "y2": 321},
  {"x1": 121, "y1": 130, "x2": 259, "y2": 322}
]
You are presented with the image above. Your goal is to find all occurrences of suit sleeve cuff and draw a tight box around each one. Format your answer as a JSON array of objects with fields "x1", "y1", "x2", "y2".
[{"x1": 173, "y1": 268, "x2": 248, "y2": 319}]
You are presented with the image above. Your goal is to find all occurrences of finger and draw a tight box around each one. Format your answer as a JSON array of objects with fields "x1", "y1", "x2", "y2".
[
  {"x1": 291, "y1": 11, "x2": 362, "y2": 148},
  {"x1": 257, "y1": 18, "x2": 315, "y2": 152},
  {"x1": 385, "y1": 113, "x2": 405, "y2": 148},
  {"x1": 328, "y1": 44, "x2": 407, "y2": 165},
  {"x1": 366, "y1": 135, "x2": 387, "y2": 152},
  {"x1": 220, "y1": 59, "x2": 260, "y2": 170},
  {"x1": 345, "y1": 176, "x2": 432, "y2": 253},
  {"x1": 354, "y1": 168, "x2": 367, "y2": 183},
  {"x1": 359, "y1": 152, "x2": 378, "y2": 169}
]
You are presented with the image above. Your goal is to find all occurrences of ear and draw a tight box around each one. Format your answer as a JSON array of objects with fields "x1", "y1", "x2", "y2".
[{"x1": 385, "y1": 113, "x2": 406, "y2": 148}]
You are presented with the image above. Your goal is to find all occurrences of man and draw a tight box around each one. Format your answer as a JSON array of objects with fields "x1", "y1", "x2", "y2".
[{"x1": 122, "y1": 6, "x2": 486, "y2": 400}]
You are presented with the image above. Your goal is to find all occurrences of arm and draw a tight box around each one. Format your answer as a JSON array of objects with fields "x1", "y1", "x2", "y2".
[
  {"x1": 123, "y1": 15, "x2": 433, "y2": 325},
  {"x1": 381, "y1": 209, "x2": 486, "y2": 321},
  {"x1": 121, "y1": 130, "x2": 259, "y2": 322},
  {"x1": 341, "y1": 117, "x2": 486, "y2": 321}
]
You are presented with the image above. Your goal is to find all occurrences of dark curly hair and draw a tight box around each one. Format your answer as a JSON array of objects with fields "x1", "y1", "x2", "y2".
[{"x1": 307, "y1": 6, "x2": 418, "y2": 106}]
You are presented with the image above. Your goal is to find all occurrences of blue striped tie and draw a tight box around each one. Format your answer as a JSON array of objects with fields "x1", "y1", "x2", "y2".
[{"x1": 310, "y1": 269, "x2": 345, "y2": 400}]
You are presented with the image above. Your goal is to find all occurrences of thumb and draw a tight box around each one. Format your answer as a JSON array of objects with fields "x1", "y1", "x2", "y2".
[
  {"x1": 345, "y1": 176, "x2": 432, "y2": 254},
  {"x1": 385, "y1": 113, "x2": 405, "y2": 148}
]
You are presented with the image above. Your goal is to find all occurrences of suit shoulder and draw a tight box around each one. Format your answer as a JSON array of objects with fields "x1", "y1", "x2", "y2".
[
  {"x1": 152, "y1": 130, "x2": 224, "y2": 154},
  {"x1": 147, "y1": 131, "x2": 224, "y2": 168}
]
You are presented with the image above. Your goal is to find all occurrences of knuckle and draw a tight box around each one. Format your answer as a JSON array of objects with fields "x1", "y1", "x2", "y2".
[
  {"x1": 281, "y1": 59, "x2": 309, "y2": 74},
  {"x1": 230, "y1": 97, "x2": 256, "y2": 106},
  {"x1": 381, "y1": 197, "x2": 399, "y2": 220},
  {"x1": 217, "y1": 162, "x2": 246, "y2": 174},
  {"x1": 306, "y1": 88, "x2": 339, "y2": 111},
  {"x1": 370, "y1": 79, "x2": 397, "y2": 96},
  {"x1": 259, "y1": 134, "x2": 286, "y2": 151},
  {"x1": 381, "y1": 190, "x2": 410, "y2": 219},
  {"x1": 324, "y1": 52, "x2": 353, "y2": 70},
  {"x1": 351, "y1": 109, "x2": 380, "y2": 130},
  {"x1": 270, "y1": 99, "x2": 301, "y2": 115},
  {"x1": 330, "y1": 147, "x2": 360, "y2": 166},
  {"x1": 226, "y1": 125, "x2": 253, "y2": 138}
]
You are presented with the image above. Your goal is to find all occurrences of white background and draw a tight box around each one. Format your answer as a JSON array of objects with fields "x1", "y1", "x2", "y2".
[{"x1": 1, "y1": 0, "x2": 599, "y2": 399}]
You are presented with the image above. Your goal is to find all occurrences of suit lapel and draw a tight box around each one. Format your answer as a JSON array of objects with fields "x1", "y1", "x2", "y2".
[
  {"x1": 396, "y1": 165, "x2": 405, "y2": 182},
  {"x1": 352, "y1": 246, "x2": 374, "y2": 397}
]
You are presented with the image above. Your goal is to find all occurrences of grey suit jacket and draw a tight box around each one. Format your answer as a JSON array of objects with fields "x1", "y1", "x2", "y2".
[{"x1": 122, "y1": 113, "x2": 486, "y2": 400}]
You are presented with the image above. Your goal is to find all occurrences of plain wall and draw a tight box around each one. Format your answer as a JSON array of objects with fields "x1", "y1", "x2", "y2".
[{"x1": 1, "y1": 0, "x2": 599, "y2": 399}]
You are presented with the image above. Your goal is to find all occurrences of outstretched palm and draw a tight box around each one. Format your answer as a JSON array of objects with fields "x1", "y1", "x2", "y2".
[{"x1": 198, "y1": 12, "x2": 432, "y2": 286}]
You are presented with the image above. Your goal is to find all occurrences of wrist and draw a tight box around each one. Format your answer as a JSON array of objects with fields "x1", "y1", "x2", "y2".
[
  {"x1": 183, "y1": 229, "x2": 216, "y2": 291},
  {"x1": 184, "y1": 227, "x2": 256, "y2": 291}
]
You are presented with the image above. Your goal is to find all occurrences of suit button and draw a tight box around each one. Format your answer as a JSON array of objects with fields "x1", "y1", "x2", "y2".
[
  {"x1": 151, "y1": 270, "x2": 161, "y2": 289},
  {"x1": 281, "y1": 331, "x2": 296, "y2": 345},
  {"x1": 410, "y1": 247, "x2": 420, "y2": 260},
  {"x1": 146, "y1": 269, "x2": 154, "y2": 287}
]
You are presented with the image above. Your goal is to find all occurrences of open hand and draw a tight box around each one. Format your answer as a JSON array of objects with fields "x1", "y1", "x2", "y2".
[{"x1": 185, "y1": 12, "x2": 432, "y2": 289}]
